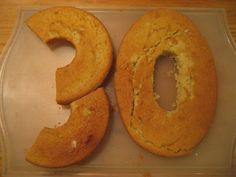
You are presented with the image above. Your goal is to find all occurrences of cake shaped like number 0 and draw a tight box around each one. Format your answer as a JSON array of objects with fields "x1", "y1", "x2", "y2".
[{"x1": 115, "y1": 9, "x2": 217, "y2": 157}]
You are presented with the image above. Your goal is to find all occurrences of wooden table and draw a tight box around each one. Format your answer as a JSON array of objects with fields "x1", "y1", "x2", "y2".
[{"x1": 0, "y1": 0, "x2": 236, "y2": 176}]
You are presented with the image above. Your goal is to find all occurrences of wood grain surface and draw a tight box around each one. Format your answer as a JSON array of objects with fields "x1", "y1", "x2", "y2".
[{"x1": 0, "y1": 0, "x2": 236, "y2": 176}]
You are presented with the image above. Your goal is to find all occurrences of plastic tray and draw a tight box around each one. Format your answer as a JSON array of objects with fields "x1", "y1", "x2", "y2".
[{"x1": 0, "y1": 7, "x2": 236, "y2": 177}]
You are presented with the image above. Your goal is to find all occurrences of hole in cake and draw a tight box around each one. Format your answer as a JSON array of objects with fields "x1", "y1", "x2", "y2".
[
  {"x1": 154, "y1": 51, "x2": 177, "y2": 111},
  {"x1": 48, "y1": 38, "x2": 76, "y2": 68}
]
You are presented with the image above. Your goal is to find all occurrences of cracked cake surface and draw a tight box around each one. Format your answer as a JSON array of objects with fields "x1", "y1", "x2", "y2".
[{"x1": 115, "y1": 9, "x2": 217, "y2": 156}]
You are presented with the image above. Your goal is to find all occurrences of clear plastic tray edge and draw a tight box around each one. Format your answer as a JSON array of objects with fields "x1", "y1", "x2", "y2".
[
  {"x1": 0, "y1": 7, "x2": 26, "y2": 176},
  {"x1": 0, "y1": 6, "x2": 235, "y2": 177}
]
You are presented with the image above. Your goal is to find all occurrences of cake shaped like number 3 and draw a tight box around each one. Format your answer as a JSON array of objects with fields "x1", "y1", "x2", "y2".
[{"x1": 25, "y1": 7, "x2": 112, "y2": 167}]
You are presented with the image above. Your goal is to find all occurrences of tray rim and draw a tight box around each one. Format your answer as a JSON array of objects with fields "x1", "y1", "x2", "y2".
[{"x1": 0, "y1": 6, "x2": 236, "y2": 177}]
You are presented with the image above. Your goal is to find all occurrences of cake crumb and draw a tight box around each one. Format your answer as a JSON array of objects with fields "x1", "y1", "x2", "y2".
[
  {"x1": 112, "y1": 104, "x2": 118, "y2": 112},
  {"x1": 184, "y1": 29, "x2": 189, "y2": 33},
  {"x1": 54, "y1": 121, "x2": 62, "y2": 128},
  {"x1": 143, "y1": 172, "x2": 152, "y2": 177},
  {"x1": 139, "y1": 153, "x2": 144, "y2": 161}
]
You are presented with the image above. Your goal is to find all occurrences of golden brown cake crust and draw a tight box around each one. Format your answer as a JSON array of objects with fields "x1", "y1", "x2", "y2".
[
  {"x1": 115, "y1": 9, "x2": 217, "y2": 157},
  {"x1": 26, "y1": 88, "x2": 110, "y2": 167},
  {"x1": 26, "y1": 7, "x2": 113, "y2": 105}
]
